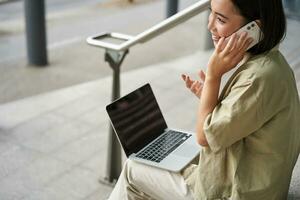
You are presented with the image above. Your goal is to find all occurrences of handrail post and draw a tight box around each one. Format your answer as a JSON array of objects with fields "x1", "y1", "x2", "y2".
[
  {"x1": 166, "y1": 0, "x2": 179, "y2": 18},
  {"x1": 101, "y1": 50, "x2": 129, "y2": 184},
  {"x1": 24, "y1": 0, "x2": 48, "y2": 66}
]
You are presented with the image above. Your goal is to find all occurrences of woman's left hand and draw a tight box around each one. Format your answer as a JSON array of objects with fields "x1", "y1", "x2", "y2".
[{"x1": 207, "y1": 32, "x2": 253, "y2": 79}]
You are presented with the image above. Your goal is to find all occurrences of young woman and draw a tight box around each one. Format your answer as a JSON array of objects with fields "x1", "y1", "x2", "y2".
[{"x1": 108, "y1": 0, "x2": 300, "y2": 199}]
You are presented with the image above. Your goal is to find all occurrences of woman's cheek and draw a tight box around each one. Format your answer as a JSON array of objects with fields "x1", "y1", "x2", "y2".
[{"x1": 217, "y1": 25, "x2": 234, "y2": 38}]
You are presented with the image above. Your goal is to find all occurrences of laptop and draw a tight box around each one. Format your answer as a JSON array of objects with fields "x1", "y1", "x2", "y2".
[{"x1": 106, "y1": 83, "x2": 200, "y2": 172}]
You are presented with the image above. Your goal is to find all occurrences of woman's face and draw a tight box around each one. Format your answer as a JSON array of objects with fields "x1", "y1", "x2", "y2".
[{"x1": 208, "y1": 0, "x2": 247, "y2": 47}]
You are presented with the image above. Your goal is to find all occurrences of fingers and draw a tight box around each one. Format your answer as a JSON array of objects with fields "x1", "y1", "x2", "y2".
[
  {"x1": 198, "y1": 70, "x2": 206, "y2": 82},
  {"x1": 237, "y1": 32, "x2": 249, "y2": 50},
  {"x1": 223, "y1": 33, "x2": 238, "y2": 54},
  {"x1": 195, "y1": 84, "x2": 204, "y2": 98},
  {"x1": 224, "y1": 32, "x2": 254, "y2": 59},
  {"x1": 242, "y1": 37, "x2": 254, "y2": 51},
  {"x1": 181, "y1": 74, "x2": 194, "y2": 88},
  {"x1": 181, "y1": 73, "x2": 203, "y2": 98},
  {"x1": 190, "y1": 81, "x2": 199, "y2": 92},
  {"x1": 216, "y1": 37, "x2": 225, "y2": 52},
  {"x1": 235, "y1": 37, "x2": 253, "y2": 58},
  {"x1": 182, "y1": 71, "x2": 205, "y2": 87},
  {"x1": 234, "y1": 36, "x2": 253, "y2": 59},
  {"x1": 190, "y1": 80, "x2": 203, "y2": 98}
]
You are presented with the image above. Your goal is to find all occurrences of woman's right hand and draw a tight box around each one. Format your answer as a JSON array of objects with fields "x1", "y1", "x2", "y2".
[{"x1": 181, "y1": 70, "x2": 206, "y2": 99}]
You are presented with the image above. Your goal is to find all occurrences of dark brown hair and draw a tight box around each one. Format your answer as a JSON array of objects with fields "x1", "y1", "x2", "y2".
[{"x1": 232, "y1": 0, "x2": 286, "y2": 55}]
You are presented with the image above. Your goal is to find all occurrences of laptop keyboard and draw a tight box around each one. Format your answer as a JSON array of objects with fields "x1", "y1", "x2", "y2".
[{"x1": 136, "y1": 130, "x2": 191, "y2": 163}]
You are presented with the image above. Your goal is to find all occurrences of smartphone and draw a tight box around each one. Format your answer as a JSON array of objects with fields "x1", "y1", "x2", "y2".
[{"x1": 225, "y1": 21, "x2": 263, "y2": 50}]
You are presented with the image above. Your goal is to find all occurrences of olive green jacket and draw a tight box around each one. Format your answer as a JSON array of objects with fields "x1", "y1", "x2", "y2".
[{"x1": 183, "y1": 48, "x2": 300, "y2": 200}]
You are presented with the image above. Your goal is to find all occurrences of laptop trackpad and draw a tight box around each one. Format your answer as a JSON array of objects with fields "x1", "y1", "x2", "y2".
[{"x1": 173, "y1": 144, "x2": 198, "y2": 157}]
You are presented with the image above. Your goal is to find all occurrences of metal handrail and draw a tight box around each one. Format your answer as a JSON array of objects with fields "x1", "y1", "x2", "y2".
[
  {"x1": 87, "y1": 0, "x2": 211, "y2": 185},
  {"x1": 86, "y1": 0, "x2": 210, "y2": 51}
]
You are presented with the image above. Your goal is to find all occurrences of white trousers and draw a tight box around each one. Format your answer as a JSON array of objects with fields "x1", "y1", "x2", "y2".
[{"x1": 108, "y1": 159, "x2": 194, "y2": 200}]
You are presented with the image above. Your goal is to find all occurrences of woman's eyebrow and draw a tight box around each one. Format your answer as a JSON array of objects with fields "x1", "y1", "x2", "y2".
[
  {"x1": 215, "y1": 11, "x2": 229, "y2": 20},
  {"x1": 208, "y1": 6, "x2": 229, "y2": 20}
]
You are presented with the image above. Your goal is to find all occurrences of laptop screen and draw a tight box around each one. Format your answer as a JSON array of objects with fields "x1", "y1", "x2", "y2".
[{"x1": 106, "y1": 83, "x2": 168, "y2": 157}]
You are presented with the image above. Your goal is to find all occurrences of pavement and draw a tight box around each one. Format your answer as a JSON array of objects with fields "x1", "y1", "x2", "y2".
[{"x1": 0, "y1": 1, "x2": 299, "y2": 200}]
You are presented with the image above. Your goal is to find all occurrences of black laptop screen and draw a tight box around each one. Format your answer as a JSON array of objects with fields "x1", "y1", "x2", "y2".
[{"x1": 106, "y1": 84, "x2": 168, "y2": 157}]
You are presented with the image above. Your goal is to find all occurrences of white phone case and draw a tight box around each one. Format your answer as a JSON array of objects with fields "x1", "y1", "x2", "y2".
[{"x1": 226, "y1": 21, "x2": 263, "y2": 50}]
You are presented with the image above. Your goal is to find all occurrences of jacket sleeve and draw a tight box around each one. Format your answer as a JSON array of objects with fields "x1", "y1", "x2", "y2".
[{"x1": 203, "y1": 76, "x2": 264, "y2": 153}]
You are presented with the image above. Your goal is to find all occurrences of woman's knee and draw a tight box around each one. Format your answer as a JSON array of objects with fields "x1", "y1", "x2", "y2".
[
  {"x1": 124, "y1": 159, "x2": 136, "y2": 174},
  {"x1": 123, "y1": 159, "x2": 136, "y2": 180},
  {"x1": 124, "y1": 159, "x2": 148, "y2": 185}
]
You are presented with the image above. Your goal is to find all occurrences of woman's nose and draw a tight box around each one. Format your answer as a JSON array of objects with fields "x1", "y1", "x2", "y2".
[{"x1": 207, "y1": 13, "x2": 214, "y2": 32}]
